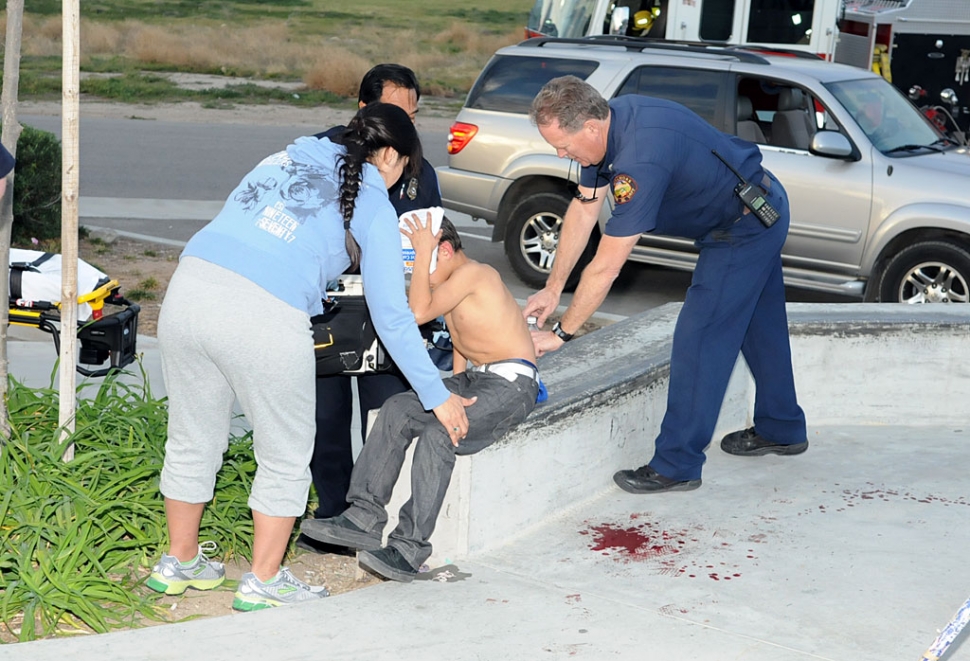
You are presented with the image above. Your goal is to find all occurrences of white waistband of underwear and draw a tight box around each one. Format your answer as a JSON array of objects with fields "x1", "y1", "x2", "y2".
[{"x1": 467, "y1": 360, "x2": 538, "y2": 383}]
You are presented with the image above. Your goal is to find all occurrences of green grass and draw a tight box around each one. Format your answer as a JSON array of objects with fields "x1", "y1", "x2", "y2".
[
  {"x1": 127, "y1": 277, "x2": 160, "y2": 301},
  {"x1": 0, "y1": 366, "x2": 259, "y2": 641},
  {"x1": 125, "y1": 289, "x2": 156, "y2": 301}
]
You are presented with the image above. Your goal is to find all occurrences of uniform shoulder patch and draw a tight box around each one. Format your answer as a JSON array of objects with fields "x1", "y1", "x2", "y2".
[{"x1": 612, "y1": 174, "x2": 637, "y2": 204}]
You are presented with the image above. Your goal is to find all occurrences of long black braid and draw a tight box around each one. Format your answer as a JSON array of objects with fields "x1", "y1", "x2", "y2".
[{"x1": 337, "y1": 102, "x2": 422, "y2": 271}]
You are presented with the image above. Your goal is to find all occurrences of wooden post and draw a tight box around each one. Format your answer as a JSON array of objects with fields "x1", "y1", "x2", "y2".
[
  {"x1": 59, "y1": 0, "x2": 80, "y2": 461},
  {"x1": 0, "y1": 0, "x2": 26, "y2": 442}
]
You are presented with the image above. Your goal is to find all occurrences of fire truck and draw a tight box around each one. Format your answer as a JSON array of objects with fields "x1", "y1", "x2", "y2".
[
  {"x1": 835, "y1": 1, "x2": 969, "y2": 134},
  {"x1": 526, "y1": 0, "x2": 843, "y2": 58},
  {"x1": 526, "y1": 0, "x2": 970, "y2": 132}
]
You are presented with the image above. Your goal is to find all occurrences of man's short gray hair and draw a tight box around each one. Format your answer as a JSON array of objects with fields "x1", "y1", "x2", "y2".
[{"x1": 530, "y1": 75, "x2": 610, "y2": 133}]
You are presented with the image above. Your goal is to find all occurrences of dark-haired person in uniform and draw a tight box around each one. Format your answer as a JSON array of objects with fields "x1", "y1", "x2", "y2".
[
  {"x1": 523, "y1": 76, "x2": 807, "y2": 494},
  {"x1": 148, "y1": 103, "x2": 473, "y2": 610},
  {"x1": 300, "y1": 64, "x2": 446, "y2": 552}
]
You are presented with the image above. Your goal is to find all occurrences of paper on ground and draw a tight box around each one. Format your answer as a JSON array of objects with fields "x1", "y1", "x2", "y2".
[{"x1": 400, "y1": 206, "x2": 444, "y2": 274}]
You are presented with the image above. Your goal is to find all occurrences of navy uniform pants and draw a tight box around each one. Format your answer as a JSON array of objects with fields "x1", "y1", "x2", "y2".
[
  {"x1": 311, "y1": 372, "x2": 409, "y2": 519},
  {"x1": 649, "y1": 173, "x2": 807, "y2": 481}
]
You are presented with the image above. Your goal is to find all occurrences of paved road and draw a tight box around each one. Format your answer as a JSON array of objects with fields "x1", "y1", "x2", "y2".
[{"x1": 21, "y1": 112, "x2": 850, "y2": 317}]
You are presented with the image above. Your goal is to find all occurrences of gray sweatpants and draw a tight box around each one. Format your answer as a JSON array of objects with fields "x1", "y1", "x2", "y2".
[{"x1": 158, "y1": 257, "x2": 315, "y2": 517}]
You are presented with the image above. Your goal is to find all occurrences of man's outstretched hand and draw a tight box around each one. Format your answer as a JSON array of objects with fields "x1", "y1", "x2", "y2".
[{"x1": 523, "y1": 288, "x2": 561, "y2": 328}]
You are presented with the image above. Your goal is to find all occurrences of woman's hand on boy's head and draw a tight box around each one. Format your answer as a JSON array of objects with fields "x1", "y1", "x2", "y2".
[{"x1": 400, "y1": 212, "x2": 441, "y2": 256}]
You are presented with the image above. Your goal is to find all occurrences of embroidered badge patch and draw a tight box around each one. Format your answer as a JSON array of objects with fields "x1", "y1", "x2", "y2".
[{"x1": 612, "y1": 174, "x2": 637, "y2": 204}]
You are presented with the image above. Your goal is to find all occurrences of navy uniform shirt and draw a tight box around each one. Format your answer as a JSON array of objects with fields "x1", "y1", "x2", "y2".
[
  {"x1": 315, "y1": 126, "x2": 441, "y2": 216},
  {"x1": 581, "y1": 96, "x2": 765, "y2": 240},
  {"x1": 0, "y1": 143, "x2": 15, "y2": 179}
]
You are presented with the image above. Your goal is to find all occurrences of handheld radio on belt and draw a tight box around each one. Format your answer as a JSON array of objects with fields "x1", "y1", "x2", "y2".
[{"x1": 711, "y1": 150, "x2": 780, "y2": 228}]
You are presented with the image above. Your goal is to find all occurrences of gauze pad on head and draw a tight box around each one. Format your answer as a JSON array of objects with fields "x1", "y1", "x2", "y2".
[{"x1": 400, "y1": 206, "x2": 444, "y2": 274}]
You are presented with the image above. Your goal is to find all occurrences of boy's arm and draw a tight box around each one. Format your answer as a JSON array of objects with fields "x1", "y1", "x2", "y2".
[
  {"x1": 410, "y1": 268, "x2": 476, "y2": 323},
  {"x1": 401, "y1": 213, "x2": 473, "y2": 323}
]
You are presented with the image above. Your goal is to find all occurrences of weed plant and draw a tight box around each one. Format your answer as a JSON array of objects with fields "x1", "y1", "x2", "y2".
[
  {"x1": 125, "y1": 289, "x2": 156, "y2": 301},
  {"x1": 0, "y1": 365, "x2": 257, "y2": 641}
]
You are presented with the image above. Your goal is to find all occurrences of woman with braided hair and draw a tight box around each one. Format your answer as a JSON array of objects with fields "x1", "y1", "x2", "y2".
[{"x1": 148, "y1": 102, "x2": 474, "y2": 611}]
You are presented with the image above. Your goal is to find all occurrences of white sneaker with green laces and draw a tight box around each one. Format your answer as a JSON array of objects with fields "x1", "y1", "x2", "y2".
[
  {"x1": 147, "y1": 542, "x2": 226, "y2": 595},
  {"x1": 232, "y1": 567, "x2": 330, "y2": 611}
]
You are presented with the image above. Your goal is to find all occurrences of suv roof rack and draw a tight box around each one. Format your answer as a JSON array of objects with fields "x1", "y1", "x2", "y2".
[
  {"x1": 520, "y1": 36, "x2": 771, "y2": 65},
  {"x1": 727, "y1": 45, "x2": 823, "y2": 60}
]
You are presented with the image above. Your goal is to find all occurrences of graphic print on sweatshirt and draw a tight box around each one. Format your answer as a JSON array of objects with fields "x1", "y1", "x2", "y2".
[{"x1": 235, "y1": 151, "x2": 340, "y2": 243}]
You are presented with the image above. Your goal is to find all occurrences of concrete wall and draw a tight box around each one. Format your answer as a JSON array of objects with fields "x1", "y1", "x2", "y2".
[{"x1": 411, "y1": 303, "x2": 970, "y2": 564}]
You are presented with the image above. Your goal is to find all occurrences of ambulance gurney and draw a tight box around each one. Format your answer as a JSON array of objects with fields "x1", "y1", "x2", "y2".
[{"x1": 9, "y1": 249, "x2": 140, "y2": 378}]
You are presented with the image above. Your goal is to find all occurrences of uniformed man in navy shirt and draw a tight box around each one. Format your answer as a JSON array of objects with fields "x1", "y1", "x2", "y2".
[
  {"x1": 524, "y1": 75, "x2": 807, "y2": 494},
  {"x1": 301, "y1": 64, "x2": 443, "y2": 551}
]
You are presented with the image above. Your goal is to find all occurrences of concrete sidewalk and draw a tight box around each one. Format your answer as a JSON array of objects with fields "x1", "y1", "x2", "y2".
[{"x1": 6, "y1": 421, "x2": 969, "y2": 661}]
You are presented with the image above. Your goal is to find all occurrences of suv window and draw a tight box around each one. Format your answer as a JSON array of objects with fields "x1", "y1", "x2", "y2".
[
  {"x1": 465, "y1": 55, "x2": 599, "y2": 114},
  {"x1": 738, "y1": 76, "x2": 824, "y2": 149},
  {"x1": 747, "y1": 0, "x2": 815, "y2": 45},
  {"x1": 615, "y1": 66, "x2": 728, "y2": 126},
  {"x1": 700, "y1": 0, "x2": 735, "y2": 41}
]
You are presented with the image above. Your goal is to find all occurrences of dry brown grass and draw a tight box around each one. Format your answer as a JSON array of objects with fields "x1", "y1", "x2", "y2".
[
  {"x1": 117, "y1": 23, "x2": 315, "y2": 76},
  {"x1": 303, "y1": 46, "x2": 373, "y2": 97},
  {"x1": 10, "y1": 14, "x2": 522, "y2": 97},
  {"x1": 433, "y1": 22, "x2": 521, "y2": 56}
]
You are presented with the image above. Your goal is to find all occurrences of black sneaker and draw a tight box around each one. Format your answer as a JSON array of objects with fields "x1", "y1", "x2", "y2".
[
  {"x1": 299, "y1": 514, "x2": 381, "y2": 552},
  {"x1": 358, "y1": 547, "x2": 418, "y2": 583},
  {"x1": 612, "y1": 465, "x2": 701, "y2": 494},
  {"x1": 294, "y1": 533, "x2": 356, "y2": 558},
  {"x1": 720, "y1": 427, "x2": 809, "y2": 456}
]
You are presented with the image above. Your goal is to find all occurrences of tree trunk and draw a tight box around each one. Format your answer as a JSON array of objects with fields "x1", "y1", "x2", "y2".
[
  {"x1": 0, "y1": 0, "x2": 27, "y2": 443},
  {"x1": 60, "y1": 0, "x2": 81, "y2": 461}
]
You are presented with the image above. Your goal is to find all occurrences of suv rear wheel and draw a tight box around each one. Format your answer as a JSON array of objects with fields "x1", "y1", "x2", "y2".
[
  {"x1": 504, "y1": 190, "x2": 598, "y2": 290},
  {"x1": 877, "y1": 240, "x2": 970, "y2": 303}
]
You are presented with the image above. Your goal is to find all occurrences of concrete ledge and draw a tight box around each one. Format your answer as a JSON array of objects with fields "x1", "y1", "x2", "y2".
[{"x1": 420, "y1": 303, "x2": 970, "y2": 563}]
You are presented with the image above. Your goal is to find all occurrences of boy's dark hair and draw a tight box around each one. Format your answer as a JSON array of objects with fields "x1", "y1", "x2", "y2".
[
  {"x1": 438, "y1": 216, "x2": 462, "y2": 252},
  {"x1": 358, "y1": 64, "x2": 421, "y2": 105}
]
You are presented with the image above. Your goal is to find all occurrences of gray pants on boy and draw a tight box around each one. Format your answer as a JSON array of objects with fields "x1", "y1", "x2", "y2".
[{"x1": 343, "y1": 362, "x2": 539, "y2": 569}]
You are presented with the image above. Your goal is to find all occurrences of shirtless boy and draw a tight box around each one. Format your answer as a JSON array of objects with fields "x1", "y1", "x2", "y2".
[{"x1": 300, "y1": 215, "x2": 539, "y2": 582}]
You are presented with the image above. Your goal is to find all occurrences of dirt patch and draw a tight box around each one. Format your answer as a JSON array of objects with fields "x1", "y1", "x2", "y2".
[{"x1": 79, "y1": 233, "x2": 179, "y2": 337}]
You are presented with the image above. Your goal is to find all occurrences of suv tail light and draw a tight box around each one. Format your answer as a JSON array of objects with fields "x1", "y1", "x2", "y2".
[{"x1": 447, "y1": 122, "x2": 479, "y2": 155}]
